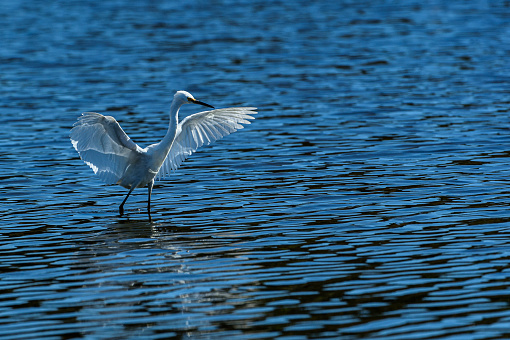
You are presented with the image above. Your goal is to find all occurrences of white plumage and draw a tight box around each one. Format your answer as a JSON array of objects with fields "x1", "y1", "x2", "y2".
[
  {"x1": 70, "y1": 91, "x2": 256, "y2": 220},
  {"x1": 158, "y1": 107, "x2": 257, "y2": 180}
]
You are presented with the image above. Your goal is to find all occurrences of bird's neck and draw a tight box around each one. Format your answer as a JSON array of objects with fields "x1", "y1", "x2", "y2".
[
  {"x1": 161, "y1": 101, "x2": 180, "y2": 151},
  {"x1": 151, "y1": 102, "x2": 181, "y2": 169}
]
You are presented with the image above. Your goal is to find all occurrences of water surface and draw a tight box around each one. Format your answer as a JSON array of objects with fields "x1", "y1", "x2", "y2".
[{"x1": 2, "y1": 0, "x2": 510, "y2": 339}]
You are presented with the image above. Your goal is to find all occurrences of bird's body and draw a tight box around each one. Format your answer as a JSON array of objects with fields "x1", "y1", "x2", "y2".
[{"x1": 70, "y1": 91, "x2": 256, "y2": 220}]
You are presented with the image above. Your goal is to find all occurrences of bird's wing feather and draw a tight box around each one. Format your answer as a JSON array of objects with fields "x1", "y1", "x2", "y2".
[
  {"x1": 70, "y1": 112, "x2": 142, "y2": 184},
  {"x1": 157, "y1": 107, "x2": 257, "y2": 180}
]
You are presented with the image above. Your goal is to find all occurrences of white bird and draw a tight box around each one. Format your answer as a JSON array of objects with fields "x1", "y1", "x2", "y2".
[{"x1": 70, "y1": 90, "x2": 256, "y2": 220}]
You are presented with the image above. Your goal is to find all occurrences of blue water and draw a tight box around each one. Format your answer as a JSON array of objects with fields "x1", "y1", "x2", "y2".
[{"x1": 3, "y1": 0, "x2": 510, "y2": 339}]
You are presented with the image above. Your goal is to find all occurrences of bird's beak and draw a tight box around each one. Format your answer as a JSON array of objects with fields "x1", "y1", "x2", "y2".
[{"x1": 191, "y1": 98, "x2": 214, "y2": 109}]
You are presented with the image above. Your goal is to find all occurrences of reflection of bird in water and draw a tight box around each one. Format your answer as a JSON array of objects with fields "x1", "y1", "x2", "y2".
[{"x1": 70, "y1": 91, "x2": 256, "y2": 221}]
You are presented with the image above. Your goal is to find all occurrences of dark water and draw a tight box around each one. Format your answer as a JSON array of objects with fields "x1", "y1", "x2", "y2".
[{"x1": 3, "y1": 0, "x2": 510, "y2": 338}]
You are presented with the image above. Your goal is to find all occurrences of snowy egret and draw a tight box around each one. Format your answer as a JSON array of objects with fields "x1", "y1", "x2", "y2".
[{"x1": 70, "y1": 90, "x2": 256, "y2": 220}]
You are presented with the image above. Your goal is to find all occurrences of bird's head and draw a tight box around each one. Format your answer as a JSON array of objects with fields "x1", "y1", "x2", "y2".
[{"x1": 174, "y1": 91, "x2": 214, "y2": 109}]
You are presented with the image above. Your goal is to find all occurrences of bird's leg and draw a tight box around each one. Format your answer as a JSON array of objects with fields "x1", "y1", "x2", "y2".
[
  {"x1": 119, "y1": 187, "x2": 134, "y2": 216},
  {"x1": 147, "y1": 180, "x2": 153, "y2": 222}
]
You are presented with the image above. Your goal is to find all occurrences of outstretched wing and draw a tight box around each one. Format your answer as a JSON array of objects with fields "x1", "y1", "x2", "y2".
[
  {"x1": 70, "y1": 112, "x2": 143, "y2": 184},
  {"x1": 157, "y1": 107, "x2": 257, "y2": 179}
]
